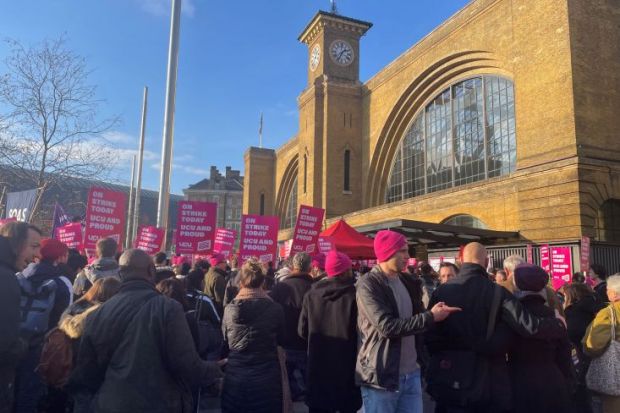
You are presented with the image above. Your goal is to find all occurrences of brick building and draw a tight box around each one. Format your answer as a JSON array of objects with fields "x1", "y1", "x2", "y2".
[{"x1": 243, "y1": 0, "x2": 620, "y2": 272}]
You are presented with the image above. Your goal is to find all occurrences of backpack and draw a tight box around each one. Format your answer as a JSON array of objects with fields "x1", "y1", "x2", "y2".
[
  {"x1": 17, "y1": 273, "x2": 58, "y2": 343},
  {"x1": 37, "y1": 327, "x2": 73, "y2": 388}
]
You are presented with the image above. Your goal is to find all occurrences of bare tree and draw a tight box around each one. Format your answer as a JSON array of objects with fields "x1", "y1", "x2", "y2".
[{"x1": 0, "y1": 36, "x2": 118, "y2": 222}]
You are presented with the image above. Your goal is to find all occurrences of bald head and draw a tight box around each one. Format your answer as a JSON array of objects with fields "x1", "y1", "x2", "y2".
[
  {"x1": 462, "y1": 242, "x2": 487, "y2": 267},
  {"x1": 119, "y1": 249, "x2": 155, "y2": 281}
]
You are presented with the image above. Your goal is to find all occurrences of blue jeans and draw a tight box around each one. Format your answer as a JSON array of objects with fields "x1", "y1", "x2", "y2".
[{"x1": 361, "y1": 370, "x2": 423, "y2": 413}]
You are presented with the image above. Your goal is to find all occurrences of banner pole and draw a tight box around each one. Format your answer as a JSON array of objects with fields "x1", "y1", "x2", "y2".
[
  {"x1": 132, "y1": 86, "x2": 148, "y2": 244},
  {"x1": 126, "y1": 155, "x2": 137, "y2": 249}
]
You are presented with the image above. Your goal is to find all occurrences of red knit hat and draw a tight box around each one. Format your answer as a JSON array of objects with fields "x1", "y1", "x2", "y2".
[
  {"x1": 311, "y1": 253, "x2": 326, "y2": 271},
  {"x1": 40, "y1": 238, "x2": 69, "y2": 261},
  {"x1": 325, "y1": 250, "x2": 352, "y2": 278},
  {"x1": 209, "y1": 253, "x2": 226, "y2": 267},
  {"x1": 374, "y1": 230, "x2": 407, "y2": 263}
]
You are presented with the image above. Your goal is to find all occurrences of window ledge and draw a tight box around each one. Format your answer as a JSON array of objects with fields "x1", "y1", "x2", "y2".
[{"x1": 342, "y1": 190, "x2": 353, "y2": 195}]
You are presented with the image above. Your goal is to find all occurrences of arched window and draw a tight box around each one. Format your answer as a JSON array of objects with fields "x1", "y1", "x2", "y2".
[
  {"x1": 596, "y1": 199, "x2": 620, "y2": 242},
  {"x1": 259, "y1": 193, "x2": 265, "y2": 216},
  {"x1": 283, "y1": 177, "x2": 298, "y2": 229},
  {"x1": 443, "y1": 214, "x2": 488, "y2": 229},
  {"x1": 344, "y1": 150, "x2": 351, "y2": 191},
  {"x1": 386, "y1": 75, "x2": 516, "y2": 203}
]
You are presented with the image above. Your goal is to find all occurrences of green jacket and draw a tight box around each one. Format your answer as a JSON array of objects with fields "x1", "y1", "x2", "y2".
[
  {"x1": 582, "y1": 301, "x2": 620, "y2": 358},
  {"x1": 203, "y1": 267, "x2": 227, "y2": 318}
]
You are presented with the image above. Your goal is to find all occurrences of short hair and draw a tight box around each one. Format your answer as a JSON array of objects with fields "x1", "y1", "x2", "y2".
[
  {"x1": 192, "y1": 259, "x2": 209, "y2": 272},
  {"x1": 154, "y1": 269, "x2": 175, "y2": 285},
  {"x1": 607, "y1": 274, "x2": 620, "y2": 295},
  {"x1": 156, "y1": 278, "x2": 189, "y2": 310},
  {"x1": 590, "y1": 264, "x2": 608, "y2": 280},
  {"x1": 292, "y1": 252, "x2": 312, "y2": 272},
  {"x1": 154, "y1": 252, "x2": 168, "y2": 265},
  {"x1": 82, "y1": 277, "x2": 121, "y2": 303},
  {"x1": 0, "y1": 221, "x2": 42, "y2": 257},
  {"x1": 419, "y1": 263, "x2": 434, "y2": 275},
  {"x1": 572, "y1": 272, "x2": 585, "y2": 284},
  {"x1": 239, "y1": 258, "x2": 265, "y2": 289},
  {"x1": 439, "y1": 262, "x2": 459, "y2": 273},
  {"x1": 175, "y1": 262, "x2": 191, "y2": 276},
  {"x1": 96, "y1": 237, "x2": 118, "y2": 258},
  {"x1": 186, "y1": 269, "x2": 204, "y2": 291},
  {"x1": 503, "y1": 255, "x2": 525, "y2": 273},
  {"x1": 66, "y1": 249, "x2": 88, "y2": 275}
]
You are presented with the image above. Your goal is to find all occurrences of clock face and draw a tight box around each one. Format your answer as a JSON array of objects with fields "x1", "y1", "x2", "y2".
[
  {"x1": 329, "y1": 39, "x2": 354, "y2": 66},
  {"x1": 310, "y1": 44, "x2": 321, "y2": 72}
]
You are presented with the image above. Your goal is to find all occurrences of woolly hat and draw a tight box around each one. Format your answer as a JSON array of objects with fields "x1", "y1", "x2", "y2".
[
  {"x1": 40, "y1": 239, "x2": 69, "y2": 261},
  {"x1": 325, "y1": 250, "x2": 352, "y2": 278},
  {"x1": 514, "y1": 263, "x2": 549, "y2": 292},
  {"x1": 373, "y1": 230, "x2": 407, "y2": 262},
  {"x1": 209, "y1": 253, "x2": 226, "y2": 267},
  {"x1": 311, "y1": 253, "x2": 326, "y2": 271}
]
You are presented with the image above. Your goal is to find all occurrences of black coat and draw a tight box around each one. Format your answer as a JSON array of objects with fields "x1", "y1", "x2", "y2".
[
  {"x1": 269, "y1": 272, "x2": 313, "y2": 350},
  {"x1": 221, "y1": 297, "x2": 284, "y2": 413},
  {"x1": 299, "y1": 277, "x2": 361, "y2": 412},
  {"x1": 67, "y1": 278, "x2": 221, "y2": 413},
  {"x1": 565, "y1": 294, "x2": 605, "y2": 381},
  {"x1": 508, "y1": 294, "x2": 576, "y2": 413},
  {"x1": 427, "y1": 263, "x2": 567, "y2": 409}
]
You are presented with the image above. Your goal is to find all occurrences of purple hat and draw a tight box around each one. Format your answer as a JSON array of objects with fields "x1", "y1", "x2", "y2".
[{"x1": 514, "y1": 263, "x2": 549, "y2": 292}]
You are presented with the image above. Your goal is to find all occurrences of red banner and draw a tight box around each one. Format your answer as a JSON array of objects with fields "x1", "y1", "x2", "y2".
[
  {"x1": 290, "y1": 205, "x2": 325, "y2": 255},
  {"x1": 134, "y1": 226, "x2": 165, "y2": 255},
  {"x1": 580, "y1": 236, "x2": 590, "y2": 273},
  {"x1": 239, "y1": 215, "x2": 279, "y2": 263},
  {"x1": 317, "y1": 236, "x2": 335, "y2": 254},
  {"x1": 213, "y1": 228, "x2": 237, "y2": 258},
  {"x1": 55, "y1": 223, "x2": 83, "y2": 250},
  {"x1": 0, "y1": 217, "x2": 17, "y2": 227},
  {"x1": 175, "y1": 201, "x2": 217, "y2": 254},
  {"x1": 551, "y1": 246, "x2": 573, "y2": 290},
  {"x1": 84, "y1": 187, "x2": 127, "y2": 251},
  {"x1": 540, "y1": 245, "x2": 550, "y2": 273}
]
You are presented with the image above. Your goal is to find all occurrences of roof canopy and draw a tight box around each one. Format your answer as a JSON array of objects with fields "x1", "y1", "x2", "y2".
[{"x1": 320, "y1": 219, "x2": 376, "y2": 259}]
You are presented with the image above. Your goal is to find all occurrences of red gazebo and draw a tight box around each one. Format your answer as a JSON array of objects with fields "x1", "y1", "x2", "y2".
[{"x1": 320, "y1": 219, "x2": 375, "y2": 259}]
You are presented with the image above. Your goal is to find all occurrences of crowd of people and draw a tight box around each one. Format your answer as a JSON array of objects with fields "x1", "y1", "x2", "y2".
[{"x1": 1, "y1": 220, "x2": 619, "y2": 413}]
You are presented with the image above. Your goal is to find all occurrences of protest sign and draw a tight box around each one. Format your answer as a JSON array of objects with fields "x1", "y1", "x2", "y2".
[
  {"x1": 175, "y1": 201, "x2": 217, "y2": 254},
  {"x1": 213, "y1": 228, "x2": 237, "y2": 258},
  {"x1": 51, "y1": 202, "x2": 71, "y2": 238},
  {"x1": 526, "y1": 244, "x2": 533, "y2": 264},
  {"x1": 551, "y1": 246, "x2": 573, "y2": 290},
  {"x1": 290, "y1": 205, "x2": 325, "y2": 255},
  {"x1": 134, "y1": 226, "x2": 165, "y2": 255},
  {"x1": 5, "y1": 189, "x2": 37, "y2": 222},
  {"x1": 540, "y1": 245, "x2": 550, "y2": 273},
  {"x1": 580, "y1": 236, "x2": 590, "y2": 273},
  {"x1": 55, "y1": 222, "x2": 83, "y2": 250},
  {"x1": 239, "y1": 215, "x2": 279, "y2": 263},
  {"x1": 317, "y1": 236, "x2": 335, "y2": 254},
  {"x1": 83, "y1": 187, "x2": 126, "y2": 251},
  {"x1": 279, "y1": 240, "x2": 292, "y2": 259}
]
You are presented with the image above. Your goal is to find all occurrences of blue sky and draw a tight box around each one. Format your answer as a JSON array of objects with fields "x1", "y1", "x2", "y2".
[{"x1": 0, "y1": 0, "x2": 470, "y2": 194}]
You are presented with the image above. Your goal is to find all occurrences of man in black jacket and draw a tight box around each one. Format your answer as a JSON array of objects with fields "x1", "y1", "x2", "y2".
[
  {"x1": 426, "y1": 242, "x2": 567, "y2": 413},
  {"x1": 0, "y1": 222, "x2": 41, "y2": 413},
  {"x1": 356, "y1": 230, "x2": 459, "y2": 413},
  {"x1": 270, "y1": 251, "x2": 314, "y2": 401},
  {"x1": 299, "y1": 250, "x2": 360, "y2": 413},
  {"x1": 589, "y1": 263, "x2": 609, "y2": 304},
  {"x1": 67, "y1": 249, "x2": 222, "y2": 413}
]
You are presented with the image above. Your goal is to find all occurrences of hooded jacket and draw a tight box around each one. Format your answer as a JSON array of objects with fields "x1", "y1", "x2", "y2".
[
  {"x1": 72, "y1": 257, "x2": 119, "y2": 297},
  {"x1": 203, "y1": 266, "x2": 228, "y2": 318},
  {"x1": 298, "y1": 276, "x2": 361, "y2": 412}
]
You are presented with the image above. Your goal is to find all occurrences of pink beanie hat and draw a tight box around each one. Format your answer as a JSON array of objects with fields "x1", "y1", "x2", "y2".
[
  {"x1": 325, "y1": 250, "x2": 352, "y2": 278},
  {"x1": 311, "y1": 253, "x2": 326, "y2": 271},
  {"x1": 209, "y1": 253, "x2": 226, "y2": 267},
  {"x1": 374, "y1": 230, "x2": 407, "y2": 262}
]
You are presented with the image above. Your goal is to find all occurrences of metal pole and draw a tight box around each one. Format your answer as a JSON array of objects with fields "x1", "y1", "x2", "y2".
[
  {"x1": 156, "y1": 0, "x2": 182, "y2": 248},
  {"x1": 132, "y1": 86, "x2": 148, "y2": 243},
  {"x1": 126, "y1": 155, "x2": 137, "y2": 249}
]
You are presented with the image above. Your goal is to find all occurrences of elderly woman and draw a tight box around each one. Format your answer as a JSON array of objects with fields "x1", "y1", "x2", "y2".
[
  {"x1": 583, "y1": 274, "x2": 620, "y2": 413},
  {"x1": 221, "y1": 259, "x2": 285, "y2": 413}
]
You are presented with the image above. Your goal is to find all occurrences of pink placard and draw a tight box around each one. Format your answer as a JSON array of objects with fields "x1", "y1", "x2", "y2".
[
  {"x1": 540, "y1": 244, "x2": 550, "y2": 273},
  {"x1": 0, "y1": 217, "x2": 17, "y2": 227},
  {"x1": 526, "y1": 244, "x2": 533, "y2": 264},
  {"x1": 290, "y1": 205, "x2": 325, "y2": 255},
  {"x1": 580, "y1": 236, "x2": 590, "y2": 273},
  {"x1": 317, "y1": 236, "x2": 335, "y2": 254},
  {"x1": 213, "y1": 228, "x2": 237, "y2": 258},
  {"x1": 134, "y1": 226, "x2": 165, "y2": 255},
  {"x1": 407, "y1": 258, "x2": 418, "y2": 267},
  {"x1": 84, "y1": 187, "x2": 127, "y2": 251},
  {"x1": 551, "y1": 246, "x2": 573, "y2": 290},
  {"x1": 239, "y1": 215, "x2": 279, "y2": 263},
  {"x1": 279, "y1": 240, "x2": 292, "y2": 259},
  {"x1": 55, "y1": 223, "x2": 83, "y2": 250},
  {"x1": 175, "y1": 201, "x2": 217, "y2": 254}
]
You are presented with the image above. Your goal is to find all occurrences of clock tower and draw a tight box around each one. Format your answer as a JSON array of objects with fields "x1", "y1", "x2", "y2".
[{"x1": 296, "y1": 11, "x2": 372, "y2": 218}]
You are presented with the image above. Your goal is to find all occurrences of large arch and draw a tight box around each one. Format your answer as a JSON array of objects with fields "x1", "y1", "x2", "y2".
[
  {"x1": 365, "y1": 50, "x2": 513, "y2": 207},
  {"x1": 595, "y1": 199, "x2": 620, "y2": 243},
  {"x1": 275, "y1": 155, "x2": 299, "y2": 228}
]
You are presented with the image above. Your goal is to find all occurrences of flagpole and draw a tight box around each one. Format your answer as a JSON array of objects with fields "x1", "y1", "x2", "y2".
[
  {"x1": 126, "y1": 155, "x2": 137, "y2": 249},
  {"x1": 132, "y1": 86, "x2": 148, "y2": 244},
  {"x1": 156, "y1": 0, "x2": 182, "y2": 249}
]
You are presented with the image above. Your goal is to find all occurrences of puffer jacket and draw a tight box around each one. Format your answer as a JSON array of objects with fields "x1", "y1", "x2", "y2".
[
  {"x1": 67, "y1": 278, "x2": 221, "y2": 413},
  {"x1": 356, "y1": 266, "x2": 434, "y2": 391},
  {"x1": 221, "y1": 296, "x2": 284, "y2": 413},
  {"x1": 72, "y1": 257, "x2": 119, "y2": 297}
]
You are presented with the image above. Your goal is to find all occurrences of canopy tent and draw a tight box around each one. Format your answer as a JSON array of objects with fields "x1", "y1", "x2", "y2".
[{"x1": 320, "y1": 219, "x2": 376, "y2": 259}]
